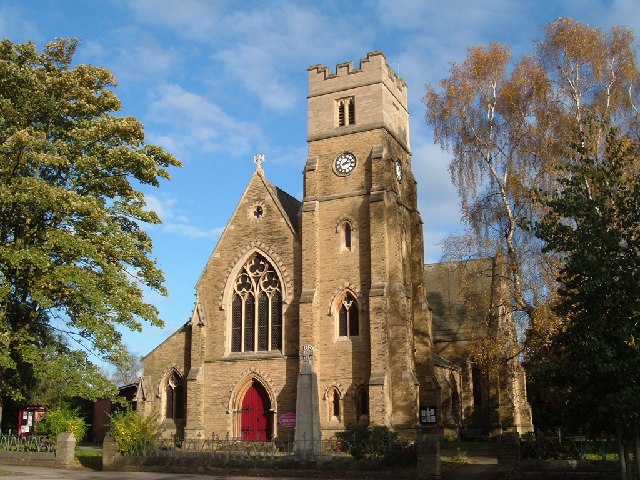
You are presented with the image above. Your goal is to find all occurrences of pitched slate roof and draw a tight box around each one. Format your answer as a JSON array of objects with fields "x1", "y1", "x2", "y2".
[
  {"x1": 265, "y1": 180, "x2": 301, "y2": 234},
  {"x1": 424, "y1": 258, "x2": 494, "y2": 342}
]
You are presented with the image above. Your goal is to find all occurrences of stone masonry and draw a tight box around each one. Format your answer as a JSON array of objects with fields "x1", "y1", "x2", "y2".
[{"x1": 139, "y1": 51, "x2": 532, "y2": 443}]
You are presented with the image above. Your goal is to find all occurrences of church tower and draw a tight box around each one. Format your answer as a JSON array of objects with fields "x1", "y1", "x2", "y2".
[{"x1": 299, "y1": 52, "x2": 432, "y2": 435}]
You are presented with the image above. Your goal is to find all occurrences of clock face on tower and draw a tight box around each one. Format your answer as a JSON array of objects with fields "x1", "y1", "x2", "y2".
[{"x1": 334, "y1": 152, "x2": 356, "y2": 175}]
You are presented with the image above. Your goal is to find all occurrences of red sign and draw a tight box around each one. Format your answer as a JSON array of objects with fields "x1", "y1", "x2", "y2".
[{"x1": 279, "y1": 412, "x2": 296, "y2": 428}]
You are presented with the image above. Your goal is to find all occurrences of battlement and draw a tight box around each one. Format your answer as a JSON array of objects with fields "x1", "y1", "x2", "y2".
[{"x1": 308, "y1": 51, "x2": 407, "y2": 106}]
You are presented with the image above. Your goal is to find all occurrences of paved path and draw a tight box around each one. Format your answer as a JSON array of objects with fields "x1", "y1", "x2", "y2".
[
  {"x1": 1, "y1": 450, "x2": 500, "y2": 479},
  {"x1": 441, "y1": 450, "x2": 499, "y2": 480},
  {"x1": 0, "y1": 465, "x2": 300, "y2": 480}
]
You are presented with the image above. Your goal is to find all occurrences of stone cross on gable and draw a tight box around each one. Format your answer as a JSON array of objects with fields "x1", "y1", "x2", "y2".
[{"x1": 254, "y1": 153, "x2": 265, "y2": 169}]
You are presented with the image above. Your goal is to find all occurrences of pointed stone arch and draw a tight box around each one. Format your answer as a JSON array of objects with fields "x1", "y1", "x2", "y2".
[
  {"x1": 221, "y1": 248, "x2": 286, "y2": 354},
  {"x1": 218, "y1": 242, "x2": 292, "y2": 310},
  {"x1": 323, "y1": 381, "x2": 344, "y2": 424},
  {"x1": 327, "y1": 285, "x2": 361, "y2": 316},
  {"x1": 329, "y1": 288, "x2": 360, "y2": 338},
  {"x1": 228, "y1": 370, "x2": 278, "y2": 440}
]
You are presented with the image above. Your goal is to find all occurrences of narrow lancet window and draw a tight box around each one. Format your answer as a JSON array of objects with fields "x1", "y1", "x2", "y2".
[{"x1": 344, "y1": 223, "x2": 352, "y2": 250}]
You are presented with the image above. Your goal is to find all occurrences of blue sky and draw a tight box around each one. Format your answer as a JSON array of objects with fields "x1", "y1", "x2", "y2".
[{"x1": 2, "y1": 0, "x2": 639, "y2": 360}]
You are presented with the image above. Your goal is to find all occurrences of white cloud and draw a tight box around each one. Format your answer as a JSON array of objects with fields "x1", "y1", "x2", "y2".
[
  {"x1": 145, "y1": 194, "x2": 224, "y2": 240},
  {"x1": 118, "y1": 0, "x2": 226, "y2": 41},
  {"x1": 147, "y1": 84, "x2": 265, "y2": 158},
  {"x1": 79, "y1": 26, "x2": 179, "y2": 83},
  {"x1": 119, "y1": 2, "x2": 374, "y2": 112}
]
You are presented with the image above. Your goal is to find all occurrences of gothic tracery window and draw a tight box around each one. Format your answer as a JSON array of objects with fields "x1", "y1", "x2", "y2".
[
  {"x1": 338, "y1": 292, "x2": 359, "y2": 338},
  {"x1": 231, "y1": 253, "x2": 283, "y2": 353}
]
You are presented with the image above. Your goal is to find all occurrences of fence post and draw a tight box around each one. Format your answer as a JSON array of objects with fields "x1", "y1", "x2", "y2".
[
  {"x1": 497, "y1": 432, "x2": 520, "y2": 477},
  {"x1": 416, "y1": 433, "x2": 441, "y2": 480},
  {"x1": 55, "y1": 432, "x2": 76, "y2": 469},
  {"x1": 102, "y1": 435, "x2": 118, "y2": 470}
]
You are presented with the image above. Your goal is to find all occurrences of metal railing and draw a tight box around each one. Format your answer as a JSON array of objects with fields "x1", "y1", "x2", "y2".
[
  {"x1": 120, "y1": 433, "x2": 415, "y2": 465},
  {"x1": 0, "y1": 433, "x2": 56, "y2": 453},
  {"x1": 520, "y1": 431, "x2": 617, "y2": 461}
]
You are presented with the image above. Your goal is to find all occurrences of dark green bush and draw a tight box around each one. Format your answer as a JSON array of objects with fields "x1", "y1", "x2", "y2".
[{"x1": 335, "y1": 424, "x2": 415, "y2": 465}]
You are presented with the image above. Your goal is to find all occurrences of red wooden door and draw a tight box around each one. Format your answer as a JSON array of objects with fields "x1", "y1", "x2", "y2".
[{"x1": 241, "y1": 381, "x2": 271, "y2": 441}]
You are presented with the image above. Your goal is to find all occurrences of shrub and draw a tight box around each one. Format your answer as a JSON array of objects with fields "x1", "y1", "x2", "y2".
[
  {"x1": 38, "y1": 405, "x2": 87, "y2": 442},
  {"x1": 335, "y1": 424, "x2": 416, "y2": 465},
  {"x1": 109, "y1": 408, "x2": 159, "y2": 456}
]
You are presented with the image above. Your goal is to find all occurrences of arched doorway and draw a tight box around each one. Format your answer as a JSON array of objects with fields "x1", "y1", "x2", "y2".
[{"x1": 241, "y1": 380, "x2": 272, "y2": 441}]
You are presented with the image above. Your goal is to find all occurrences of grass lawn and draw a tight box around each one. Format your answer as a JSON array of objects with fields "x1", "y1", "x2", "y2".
[
  {"x1": 0, "y1": 470, "x2": 13, "y2": 476},
  {"x1": 75, "y1": 446, "x2": 102, "y2": 470}
]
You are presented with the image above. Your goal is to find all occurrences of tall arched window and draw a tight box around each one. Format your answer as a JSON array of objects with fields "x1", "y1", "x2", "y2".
[
  {"x1": 165, "y1": 371, "x2": 184, "y2": 420},
  {"x1": 338, "y1": 292, "x2": 359, "y2": 338},
  {"x1": 231, "y1": 253, "x2": 283, "y2": 353},
  {"x1": 355, "y1": 386, "x2": 369, "y2": 421},
  {"x1": 333, "y1": 390, "x2": 341, "y2": 417},
  {"x1": 327, "y1": 387, "x2": 342, "y2": 422}
]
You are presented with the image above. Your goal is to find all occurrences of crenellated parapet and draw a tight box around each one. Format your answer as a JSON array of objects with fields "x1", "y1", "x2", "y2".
[
  {"x1": 307, "y1": 51, "x2": 410, "y2": 149},
  {"x1": 308, "y1": 51, "x2": 407, "y2": 108}
]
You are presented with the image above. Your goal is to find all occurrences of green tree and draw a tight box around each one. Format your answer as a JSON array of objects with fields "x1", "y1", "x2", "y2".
[
  {"x1": 535, "y1": 124, "x2": 640, "y2": 476},
  {"x1": 0, "y1": 38, "x2": 181, "y2": 425},
  {"x1": 425, "y1": 18, "x2": 640, "y2": 361}
]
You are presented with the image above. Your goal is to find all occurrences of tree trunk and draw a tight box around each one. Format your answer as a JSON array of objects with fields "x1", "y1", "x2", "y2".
[
  {"x1": 618, "y1": 427, "x2": 628, "y2": 480},
  {"x1": 634, "y1": 426, "x2": 640, "y2": 480}
]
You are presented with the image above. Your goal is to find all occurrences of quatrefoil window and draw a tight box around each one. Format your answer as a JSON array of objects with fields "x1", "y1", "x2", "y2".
[{"x1": 249, "y1": 203, "x2": 266, "y2": 222}]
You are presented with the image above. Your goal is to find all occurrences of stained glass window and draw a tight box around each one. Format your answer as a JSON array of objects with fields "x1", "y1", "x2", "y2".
[
  {"x1": 231, "y1": 296, "x2": 242, "y2": 352},
  {"x1": 258, "y1": 292, "x2": 269, "y2": 351},
  {"x1": 271, "y1": 291, "x2": 282, "y2": 350},
  {"x1": 230, "y1": 253, "x2": 283, "y2": 353}
]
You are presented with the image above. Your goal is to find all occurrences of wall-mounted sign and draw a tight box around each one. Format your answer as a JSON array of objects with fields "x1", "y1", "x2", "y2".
[
  {"x1": 279, "y1": 412, "x2": 296, "y2": 428},
  {"x1": 420, "y1": 406, "x2": 437, "y2": 424}
]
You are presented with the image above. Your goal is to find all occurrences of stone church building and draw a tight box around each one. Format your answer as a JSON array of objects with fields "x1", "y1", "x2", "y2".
[{"x1": 138, "y1": 52, "x2": 533, "y2": 442}]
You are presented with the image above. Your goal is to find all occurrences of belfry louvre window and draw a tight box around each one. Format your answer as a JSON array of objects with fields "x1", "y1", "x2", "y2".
[
  {"x1": 338, "y1": 292, "x2": 359, "y2": 337},
  {"x1": 337, "y1": 97, "x2": 355, "y2": 127},
  {"x1": 231, "y1": 253, "x2": 283, "y2": 353}
]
